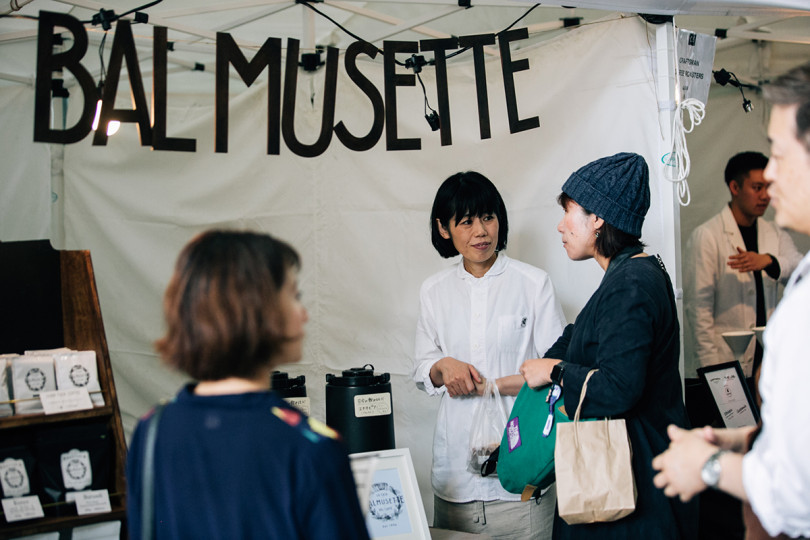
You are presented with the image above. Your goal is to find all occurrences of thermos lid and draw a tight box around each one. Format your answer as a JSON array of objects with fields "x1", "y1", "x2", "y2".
[
  {"x1": 271, "y1": 371, "x2": 306, "y2": 390},
  {"x1": 325, "y1": 364, "x2": 390, "y2": 387}
]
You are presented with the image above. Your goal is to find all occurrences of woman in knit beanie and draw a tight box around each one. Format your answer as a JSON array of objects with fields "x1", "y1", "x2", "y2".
[{"x1": 520, "y1": 152, "x2": 697, "y2": 539}]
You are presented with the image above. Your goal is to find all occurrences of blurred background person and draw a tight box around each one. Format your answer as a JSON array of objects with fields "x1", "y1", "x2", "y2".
[
  {"x1": 684, "y1": 151, "x2": 801, "y2": 420},
  {"x1": 127, "y1": 230, "x2": 369, "y2": 539}
]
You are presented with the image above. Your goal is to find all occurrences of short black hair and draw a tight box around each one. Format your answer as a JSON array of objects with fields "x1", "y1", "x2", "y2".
[
  {"x1": 557, "y1": 192, "x2": 644, "y2": 260},
  {"x1": 724, "y1": 151, "x2": 768, "y2": 187},
  {"x1": 430, "y1": 171, "x2": 509, "y2": 258}
]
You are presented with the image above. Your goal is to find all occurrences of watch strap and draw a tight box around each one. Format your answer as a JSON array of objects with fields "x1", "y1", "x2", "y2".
[{"x1": 550, "y1": 361, "x2": 566, "y2": 385}]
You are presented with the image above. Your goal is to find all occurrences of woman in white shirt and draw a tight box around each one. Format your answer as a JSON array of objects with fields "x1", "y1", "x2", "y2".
[{"x1": 413, "y1": 171, "x2": 566, "y2": 539}]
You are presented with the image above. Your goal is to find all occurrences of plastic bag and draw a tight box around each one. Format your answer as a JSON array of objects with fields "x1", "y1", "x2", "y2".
[{"x1": 467, "y1": 378, "x2": 507, "y2": 475}]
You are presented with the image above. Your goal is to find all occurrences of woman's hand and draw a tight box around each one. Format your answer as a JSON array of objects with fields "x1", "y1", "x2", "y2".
[
  {"x1": 519, "y1": 358, "x2": 559, "y2": 388},
  {"x1": 430, "y1": 357, "x2": 482, "y2": 397}
]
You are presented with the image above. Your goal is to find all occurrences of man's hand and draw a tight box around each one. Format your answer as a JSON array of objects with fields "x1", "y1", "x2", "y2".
[
  {"x1": 728, "y1": 247, "x2": 772, "y2": 273},
  {"x1": 431, "y1": 357, "x2": 482, "y2": 397},
  {"x1": 652, "y1": 425, "x2": 718, "y2": 502}
]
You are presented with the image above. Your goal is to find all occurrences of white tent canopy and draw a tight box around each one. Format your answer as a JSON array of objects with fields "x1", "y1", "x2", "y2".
[{"x1": 2, "y1": 0, "x2": 809, "y2": 524}]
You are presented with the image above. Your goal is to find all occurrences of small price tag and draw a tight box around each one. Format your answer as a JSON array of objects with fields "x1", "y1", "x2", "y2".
[
  {"x1": 71, "y1": 489, "x2": 112, "y2": 515},
  {"x1": 39, "y1": 388, "x2": 93, "y2": 414},
  {"x1": 1, "y1": 495, "x2": 45, "y2": 522}
]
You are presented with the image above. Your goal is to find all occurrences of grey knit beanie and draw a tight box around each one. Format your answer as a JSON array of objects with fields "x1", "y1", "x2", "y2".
[{"x1": 561, "y1": 152, "x2": 650, "y2": 237}]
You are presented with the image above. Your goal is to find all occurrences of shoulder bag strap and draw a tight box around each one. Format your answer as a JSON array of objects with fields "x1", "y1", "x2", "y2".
[{"x1": 142, "y1": 402, "x2": 166, "y2": 540}]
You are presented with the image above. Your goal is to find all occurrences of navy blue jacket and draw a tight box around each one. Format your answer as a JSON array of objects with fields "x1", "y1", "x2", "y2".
[
  {"x1": 548, "y1": 253, "x2": 698, "y2": 540},
  {"x1": 127, "y1": 386, "x2": 370, "y2": 540}
]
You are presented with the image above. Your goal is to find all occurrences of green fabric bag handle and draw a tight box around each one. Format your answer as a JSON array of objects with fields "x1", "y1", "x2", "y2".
[{"x1": 497, "y1": 382, "x2": 571, "y2": 494}]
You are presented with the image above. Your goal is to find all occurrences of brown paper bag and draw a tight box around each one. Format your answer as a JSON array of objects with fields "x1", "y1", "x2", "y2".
[{"x1": 554, "y1": 369, "x2": 636, "y2": 525}]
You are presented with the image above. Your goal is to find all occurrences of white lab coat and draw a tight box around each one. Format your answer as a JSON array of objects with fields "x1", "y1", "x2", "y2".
[{"x1": 684, "y1": 205, "x2": 801, "y2": 377}]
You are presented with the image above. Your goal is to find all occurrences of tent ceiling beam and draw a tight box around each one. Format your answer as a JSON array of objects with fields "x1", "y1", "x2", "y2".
[
  {"x1": 322, "y1": 1, "x2": 499, "y2": 56},
  {"x1": 154, "y1": 0, "x2": 291, "y2": 20},
  {"x1": 212, "y1": 4, "x2": 296, "y2": 34},
  {"x1": 0, "y1": 28, "x2": 38, "y2": 44},
  {"x1": 52, "y1": 0, "x2": 261, "y2": 47},
  {"x1": 357, "y1": 6, "x2": 466, "y2": 43},
  {"x1": 0, "y1": 71, "x2": 33, "y2": 84},
  {"x1": 303, "y1": 6, "x2": 315, "y2": 51},
  {"x1": 685, "y1": 14, "x2": 810, "y2": 45},
  {"x1": 725, "y1": 29, "x2": 810, "y2": 44}
]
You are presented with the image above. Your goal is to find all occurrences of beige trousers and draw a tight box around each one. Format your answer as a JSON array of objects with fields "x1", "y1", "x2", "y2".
[{"x1": 433, "y1": 484, "x2": 556, "y2": 540}]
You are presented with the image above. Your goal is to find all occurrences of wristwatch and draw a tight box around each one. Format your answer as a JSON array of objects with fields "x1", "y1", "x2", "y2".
[
  {"x1": 550, "y1": 362, "x2": 566, "y2": 386},
  {"x1": 701, "y1": 449, "x2": 728, "y2": 488}
]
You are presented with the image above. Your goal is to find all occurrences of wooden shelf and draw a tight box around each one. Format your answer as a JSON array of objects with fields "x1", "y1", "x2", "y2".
[
  {"x1": 0, "y1": 240, "x2": 127, "y2": 539},
  {"x1": 0, "y1": 403, "x2": 114, "y2": 429}
]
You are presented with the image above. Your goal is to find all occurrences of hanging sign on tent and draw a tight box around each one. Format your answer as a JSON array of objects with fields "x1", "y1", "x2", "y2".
[
  {"x1": 32, "y1": 11, "x2": 541, "y2": 157},
  {"x1": 676, "y1": 29, "x2": 716, "y2": 105}
]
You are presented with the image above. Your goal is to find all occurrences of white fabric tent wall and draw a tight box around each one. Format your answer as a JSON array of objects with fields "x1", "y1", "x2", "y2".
[{"x1": 3, "y1": 15, "x2": 676, "y2": 521}]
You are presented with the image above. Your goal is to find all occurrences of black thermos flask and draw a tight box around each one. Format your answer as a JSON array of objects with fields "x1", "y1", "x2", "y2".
[{"x1": 325, "y1": 364, "x2": 395, "y2": 454}]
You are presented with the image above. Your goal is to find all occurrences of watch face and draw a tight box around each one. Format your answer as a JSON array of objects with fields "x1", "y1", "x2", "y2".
[{"x1": 701, "y1": 452, "x2": 723, "y2": 487}]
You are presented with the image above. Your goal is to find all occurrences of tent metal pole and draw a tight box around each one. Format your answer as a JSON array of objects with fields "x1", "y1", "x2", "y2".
[{"x1": 654, "y1": 20, "x2": 686, "y2": 388}]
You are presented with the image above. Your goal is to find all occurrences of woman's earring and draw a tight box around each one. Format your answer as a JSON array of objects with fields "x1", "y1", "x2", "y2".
[{"x1": 595, "y1": 231, "x2": 600, "y2": 239}]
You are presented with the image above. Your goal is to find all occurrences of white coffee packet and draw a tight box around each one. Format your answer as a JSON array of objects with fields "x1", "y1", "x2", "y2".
[
  {"x1": 61, "y1": 448, "x2": 93, "y2": 490},
  {"x1": 0, "y1": 354, "x2": 17, "y2": 417},
  {"x1": 11, "y1": 355, "x2": 57, "y2": 414},
  {"x1": 23, "y1": 347, "x2": 72, "y2": 355},
  {"x1": 54, "y1": 351, "x2": 104, "y2": 406},
  {"x1": 0, "y1": 457, "x2": 31, "y2": 497}
]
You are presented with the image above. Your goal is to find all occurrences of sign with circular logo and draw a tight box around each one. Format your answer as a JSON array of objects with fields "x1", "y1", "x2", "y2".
[{"x1": 368, "y1": 482, "x2": 404, "y2": 522}]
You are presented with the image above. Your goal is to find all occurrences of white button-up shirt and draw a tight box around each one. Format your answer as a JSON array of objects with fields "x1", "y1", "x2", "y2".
[
  {"x1": 413, "y1": 253, "x2": 565, "y2": 502},
  {"x1": 743, "y1": 252, "x2": 810, "y2": 538}
]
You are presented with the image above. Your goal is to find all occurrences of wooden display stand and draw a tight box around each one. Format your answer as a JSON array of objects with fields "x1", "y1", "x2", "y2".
[{"x1": 0, "y1": 240, "x2": 127, "y2": 538}]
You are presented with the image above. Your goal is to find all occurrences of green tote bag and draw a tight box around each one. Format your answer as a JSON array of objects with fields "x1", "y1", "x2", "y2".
[{"x1": 497, "y1": 382, "x2": 571, "y2": 495}]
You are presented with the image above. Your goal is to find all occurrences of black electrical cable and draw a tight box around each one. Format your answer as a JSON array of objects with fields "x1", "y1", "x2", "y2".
[
  {"x1": 82, "y1": 0, "x2": 164, "y2": 25},
  {"x1": 98, "y1": 31, "x2": 108, "y2": 84},
  {"x1": 118, "y1": 0, "x2": 163, "y2": 20},
  {"x1": 299, "y1": 1, "x2": 543, "y2": 66},
  {"x1": 298, "y1": 1, "x2": 543, "y2": 130}
]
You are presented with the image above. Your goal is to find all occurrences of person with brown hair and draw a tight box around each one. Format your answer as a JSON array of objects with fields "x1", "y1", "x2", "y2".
[
  {"x1": 653, "y1": 62, "x2": 810, "y2": 539},
  {"x1": 126, "y1": 229, "x2": 369, "y2": 539}
]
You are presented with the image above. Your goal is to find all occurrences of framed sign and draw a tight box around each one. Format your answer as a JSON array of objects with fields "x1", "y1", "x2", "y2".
[
  {"x1": 349, "y1": 448, "x2": 430, "y2": 540},
  {"x1": 697, "y1": 361, "x2": 759, "y2": 428}
]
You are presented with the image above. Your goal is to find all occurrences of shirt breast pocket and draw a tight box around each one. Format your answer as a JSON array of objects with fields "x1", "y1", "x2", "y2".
[{"x1": 498, "y1": 315, "x2": 530, "y2": 353}]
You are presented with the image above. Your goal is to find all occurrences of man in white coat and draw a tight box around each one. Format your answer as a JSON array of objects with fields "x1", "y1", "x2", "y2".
[{"x1": 684, "y1": 152, "x2": 801, "y2": 398}]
